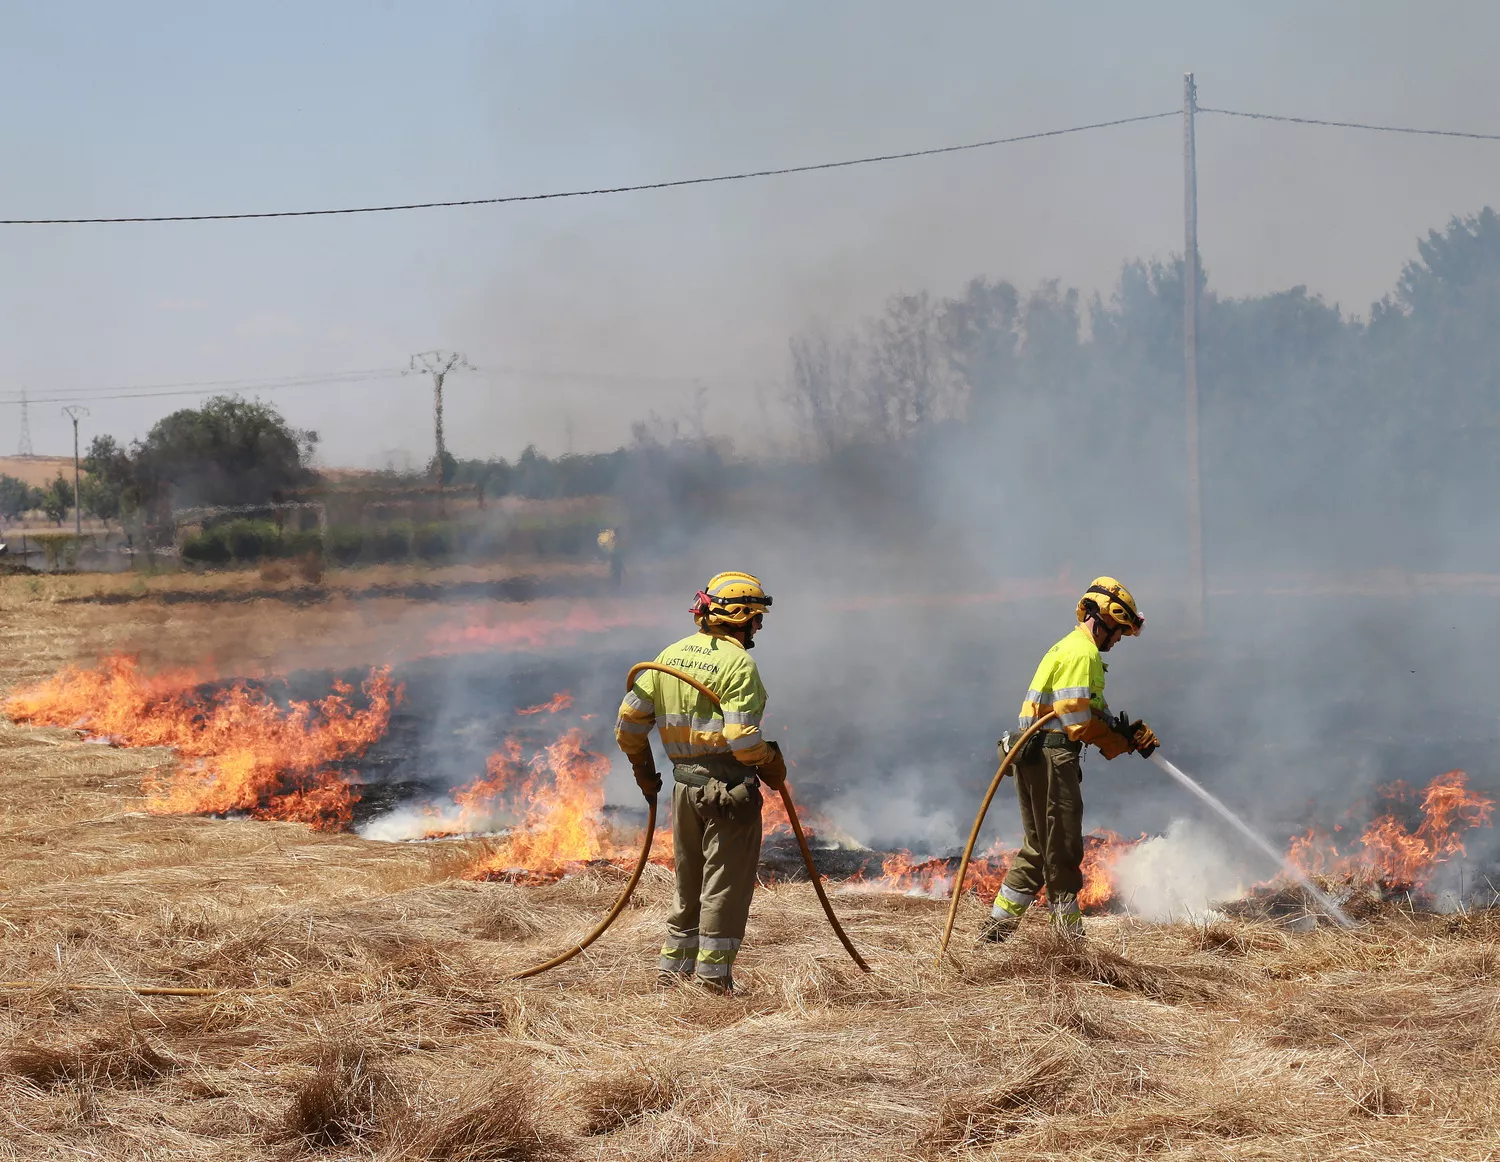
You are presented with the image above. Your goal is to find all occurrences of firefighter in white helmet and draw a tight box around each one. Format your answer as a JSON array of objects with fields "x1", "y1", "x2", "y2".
[
  {"x1": 614, "y1": 572, "x2": 785, "y2": 993},
  {"x1": 981, "y1": 577, "x2": 1159, "y2": 943}
]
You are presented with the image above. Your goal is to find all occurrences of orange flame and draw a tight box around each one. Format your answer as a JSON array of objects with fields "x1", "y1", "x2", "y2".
[
  {"x1": 462, "y1": 729, "x2": 663, "y2": 881},
  {"x1": 843, "y1": 831, "x2": 1143, "y2": 911},
  {"x1": 1287, "y1": 770, "x2": 1494, "y2": 895},
  {"x1": 517, "y1": 691, "x2": 574, "y2": 716},
  {"x1": 4, "y1": 655, "x2": 399, "y2": 831}
]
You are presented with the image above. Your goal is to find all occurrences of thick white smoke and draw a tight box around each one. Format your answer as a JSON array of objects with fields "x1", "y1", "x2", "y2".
[{"x1": 1108, "y1": 818, "x2": 1250, "y2": 921}]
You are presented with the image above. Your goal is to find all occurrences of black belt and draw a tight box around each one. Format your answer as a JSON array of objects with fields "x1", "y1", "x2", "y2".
[
  {"x1": 1038, "y1": 731, "x2": 1082, "y2": 751},
  {"x1": 672, "y1": 762, "x2": 756, "y2": 789}
]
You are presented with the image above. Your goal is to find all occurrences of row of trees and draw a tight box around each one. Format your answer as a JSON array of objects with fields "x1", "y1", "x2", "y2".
[
  {"x1": 780, "y1": 207, "x2": 1500, "y2": 572},
  {"x1": 28, "y1": 391, "x2": 723, "y2": 549},
  {"x1": 25, "y1": 205, "x2": 1495, "y2": 575},
  {"x1": 0, "y1": 473, "x2": 79, "y2": 525}
]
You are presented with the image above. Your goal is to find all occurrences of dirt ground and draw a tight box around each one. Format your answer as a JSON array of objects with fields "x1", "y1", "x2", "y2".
[{"x1": 2, "y1": 573, "x2": 1499, "y2": 1161}]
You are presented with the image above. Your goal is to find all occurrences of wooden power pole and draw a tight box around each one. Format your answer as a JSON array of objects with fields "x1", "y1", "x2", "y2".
[
  {"x1": 62, "y1": 405, "x2": 89, "y2": 542},
  {"x1": 1183, "y1": 72, "x2": 1206, "y2": 634}
]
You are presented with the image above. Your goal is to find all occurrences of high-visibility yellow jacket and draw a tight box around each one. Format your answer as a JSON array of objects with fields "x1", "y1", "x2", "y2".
[
  {"x1": 615, "y1": 631, "x2": 769, "y2": 767},
  {"x1": 1018, "y1": 625, "x2": 1120, "y2": 751}
]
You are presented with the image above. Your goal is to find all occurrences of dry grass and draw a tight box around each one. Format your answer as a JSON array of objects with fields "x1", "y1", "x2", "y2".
[
  {"x1": 0, "y1": 568, "x2": 675, "y2": 696},
  {"x1": 4, "y1": 595, "x2": 1500, "y2": 1159}
]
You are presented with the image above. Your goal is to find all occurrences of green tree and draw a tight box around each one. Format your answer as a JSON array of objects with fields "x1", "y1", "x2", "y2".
[
  {"x1": 81, "y1": 434, "x2": 135, "y2": 524},
  {"x1": 0, "y1": 474, "x2": 40, "y2": 521},
  {"x1": 427, "y1": 449, "x2": 458, "y2": 486},
  {"x1": 131, "y1": 395, "x2": 318, "y2": 510},
  {"x1": 41, "y1": 474, "x2": 72, "y2": 526},
  {"x1": 938, "y1": 277, "x2": 1021, "y2": 424},
  {"x1": 1366, "y1": 207, "x2": 1500, "y2": 526}
]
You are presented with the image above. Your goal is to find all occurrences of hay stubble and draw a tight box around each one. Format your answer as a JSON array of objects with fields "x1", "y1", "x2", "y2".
[{"x1": 2, "y1": 579, "x2": 1499, "y2": 1159}]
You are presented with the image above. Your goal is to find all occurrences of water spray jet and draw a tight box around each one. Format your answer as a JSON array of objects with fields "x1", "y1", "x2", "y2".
[{"x1": 1148, "y1": 753, "x2": 1356, "y2": 929}]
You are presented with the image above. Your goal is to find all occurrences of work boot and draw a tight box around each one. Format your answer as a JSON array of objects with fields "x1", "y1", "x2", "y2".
[
  {"x1": 1048, "y1": 895, "x2": 1084, "y2": 940},
  {"x1": 977, "y1": 915, "x2": 1021, "y2": 945},
  {"x1": 980, "y1": 883, "x2": 1033, "y2": 945},
  {"x1": 692, "y1": 974, "x2": 734, "y2": 996},
  {"x1": 657, "y1": 969, "x2": 687, "y2": 989}
]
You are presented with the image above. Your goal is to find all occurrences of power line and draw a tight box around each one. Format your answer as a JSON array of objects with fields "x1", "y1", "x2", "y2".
[
  {"x1": 0, "y1": 112, "x2": 1180, "y2": 225},
  {"x1": 0, "y1": 368, "x2": 409, "y2": 407},
  {"x1": 2, "y1": 104, "x2": 1497, "y2": 229},
  {"x1": 0, "y1": 363, "x2": 766, "y2": 407},
  {"x1": 1199, "y1": 106, "x2": 1500, "y2": 142}
]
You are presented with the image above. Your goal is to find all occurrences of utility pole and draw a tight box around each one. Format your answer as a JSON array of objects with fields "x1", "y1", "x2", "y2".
[
  {"x1": 1183, "y1": 72, "x2": 1206, "y2": 635},
  {"x1": 409, "y1": 351, "x2": 472, "y2": 488},
  {"x1": 62, "y1": 405, "x2": 89, "y2": 541}
]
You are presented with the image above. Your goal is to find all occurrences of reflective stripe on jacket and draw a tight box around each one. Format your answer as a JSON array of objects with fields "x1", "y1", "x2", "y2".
[
  {"x1": 615, "y1": 631, "x2": 769, "y2": 766},
  {"x1": 1018, "y1": 625, "x2": 1116, "y2": 749}
]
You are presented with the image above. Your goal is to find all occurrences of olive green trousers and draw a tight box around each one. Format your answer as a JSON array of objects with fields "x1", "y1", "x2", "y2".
[
  {"x1": 659, "y1": 765, "x2": 764, "y2": 981},
  {"x1": 997, "y1": 739, "x2": 1085, "y2": 914}
]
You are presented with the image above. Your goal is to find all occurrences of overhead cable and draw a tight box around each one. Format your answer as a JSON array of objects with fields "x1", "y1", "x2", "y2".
[
  {"x1": 0, "y1": 362, "x2": 742, "y2": 406},
  {"x1": 0, "y1": 112, "x2": 1179, "y2": 225},
  {"x1": 1198, "y1": 106, "x2": 1500, "y2": 142},
  {"x1": 0, "y1": 368, "x2": 409, "y2": 406}
]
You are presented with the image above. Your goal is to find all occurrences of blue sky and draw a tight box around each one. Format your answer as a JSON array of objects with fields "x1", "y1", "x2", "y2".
[{"x1": 2, "y1": 1, "x2": 1497, "y2": 464}]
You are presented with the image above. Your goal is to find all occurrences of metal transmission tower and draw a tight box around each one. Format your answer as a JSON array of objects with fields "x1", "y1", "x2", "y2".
[
  {"x1": 18, "y1": 389, "x2": 33, "y2": 456},
  {"x1": 408, "y1": 351, "x2": 471, "y2": 485},
  {"x1": 63, "y1": 405, "x2": 89, "y2": 539}
]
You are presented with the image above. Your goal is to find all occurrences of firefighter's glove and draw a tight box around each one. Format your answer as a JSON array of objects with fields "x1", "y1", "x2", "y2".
[
  {"x1": 628, "y1": 750, "x2": 661, "y2": 799},
  {"x1": 1129, "y1": 720, "x2": 1159, "y2": 759},
  {"x1": 756, "y1": 741, "x2": 788, "y2": 791}
]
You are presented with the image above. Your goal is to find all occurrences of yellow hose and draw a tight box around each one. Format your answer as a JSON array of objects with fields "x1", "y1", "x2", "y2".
[
  {"x1": 772, "y1": 776, "x2": 872, "y2": 973},
  {"x1": 507, "y1": 793, "x2": 658, "y2": 980},
  {"x1": 0, "y1": 982, "x2": 239, "y2": 996},
  {"x1": 934, "y1": 710, "x2": 1060, "y2": 965}
]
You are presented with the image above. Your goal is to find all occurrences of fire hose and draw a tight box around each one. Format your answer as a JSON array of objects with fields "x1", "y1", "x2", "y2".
[
  {"x1": 934, "y1": 710, "x2": 1059, "y2": 965},
  {"x1": 511, "y1": 662, "x2": 871, "y2": 978},
  {"x1": 0, "y1": 981, "x2": 227, "y2": 996}
]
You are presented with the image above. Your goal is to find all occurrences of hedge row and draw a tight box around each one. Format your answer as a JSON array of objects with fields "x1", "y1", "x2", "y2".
[
  {"x1": 179, "y1": 520, "x2": 321, "y2": 565},
  {"x1": 180, "y1": 518, "x2": 600, "y2": 567}
]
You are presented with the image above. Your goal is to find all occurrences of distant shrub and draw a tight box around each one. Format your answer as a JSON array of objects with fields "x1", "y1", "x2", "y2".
[
  {"x1": 179, "y1": 511, "x2": 605, "y2": 570},
  {"x1": 365, "y1": 520, "x2": 413, "y2": 562},
  {"x1": 413, "y1": 523, "x2": 453, "y2": 561},
  {"x1": 327, "y1": 526, "x2": 363, "y2": 567},
  {"x1": 180, "y1": 526, "x2": 231, "y2": 565},
  {"x1": 284, "y1": 529, "x2": 323, "y2": 558},
  {"x1": 226, "y1": 519, "x2": 280, "y2": 563}
]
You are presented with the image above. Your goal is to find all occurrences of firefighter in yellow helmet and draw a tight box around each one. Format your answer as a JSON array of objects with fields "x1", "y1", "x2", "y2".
[
  {"x1": 980, "y1": 577, "x2": 1160, "y2": 943},
  {"x1": 614, "y1": 571, "x2": 786, "y2": 993}
]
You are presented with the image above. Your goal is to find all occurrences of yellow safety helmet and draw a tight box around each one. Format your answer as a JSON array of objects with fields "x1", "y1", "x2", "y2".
[
  {"x1": 1076, "y1": 576, "x2": 1144, "y2": 636},
  {"x1": 691, "y1": 571, "x2": 772, "y2": 630}
]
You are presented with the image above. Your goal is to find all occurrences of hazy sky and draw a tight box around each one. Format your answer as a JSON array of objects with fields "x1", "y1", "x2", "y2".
[{"x1": 2, "y1": 1, "x2": 1498, "y2": 465}]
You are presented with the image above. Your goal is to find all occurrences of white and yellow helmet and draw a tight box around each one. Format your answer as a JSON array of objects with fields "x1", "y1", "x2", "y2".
[
  {"x1": 1076, "y1": 576, "x2": 1144, "y2": 636},
  {"x1": 691, "y1": 571, "x2": 772, "y2": 630}
]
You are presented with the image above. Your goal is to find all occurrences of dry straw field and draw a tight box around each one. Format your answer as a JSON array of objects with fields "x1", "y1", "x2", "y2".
[{"x1": 2, "y1": 573, "x2": 1499, "y2": 1161}]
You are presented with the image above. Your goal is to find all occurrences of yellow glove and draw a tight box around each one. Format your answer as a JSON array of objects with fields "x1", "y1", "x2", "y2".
[
  {"x1": 756, "y1": 741, "x2": 788, "y2": 791},
  {"x1": 1129, "y1": 720, "x2": 1159, "y2": 758}
]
